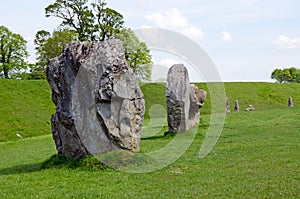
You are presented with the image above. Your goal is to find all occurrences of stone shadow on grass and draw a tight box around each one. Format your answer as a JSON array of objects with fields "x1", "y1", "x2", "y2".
[
  {"x1": 0, "y1": 163, "x2": 42, "y2": 175},
  {"x1": 0, "y1": 155, "x2": 107, "y2": 175},
  {"x1": 141, "y1": 131, "x2": 176, "y2": 140}
]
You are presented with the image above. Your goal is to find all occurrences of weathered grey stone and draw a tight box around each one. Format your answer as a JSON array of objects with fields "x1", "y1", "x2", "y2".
[
  {"x1": 46, "y1": 39, "x2": 145, "y2": 159},
  {"x1": 225, "y1": 97, "x2": 230, "y2": 113},
  {"x1": 245, "y1": 105, "x2": 255, "y2": 111},
  {"x1": 234, "y1": 99, "x2": 239, "y2": 112},
  {"x1": 288, "y1": 97, "x2": 294, "y2": 108},
  {"x1": 166, "y1": 64, "x2": 190, "y2": 132},
  {"x1": 188, "y1": 84, "x2": 207, "y2": 128}
]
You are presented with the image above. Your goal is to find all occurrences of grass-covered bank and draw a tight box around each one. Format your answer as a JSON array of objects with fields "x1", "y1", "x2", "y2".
[
  {"x1": 142, "y1": 82, "x2": 300, "y2": 117},
  {"x1": 1, "y1": 79, "x2": 300, "y2": 142},
  {"x1": 0, "y1": 79, "x2": 54, "y2": 142}
]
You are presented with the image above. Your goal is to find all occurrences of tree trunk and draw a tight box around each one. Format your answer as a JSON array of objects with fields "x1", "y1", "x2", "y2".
[{"x1": 3, "y1": 65, "x2": 9, "y2": 78}]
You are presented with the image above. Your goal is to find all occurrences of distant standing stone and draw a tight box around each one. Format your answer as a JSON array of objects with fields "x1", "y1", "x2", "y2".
[
  {"x1": 288, "y1": 97, "x2": 294, "y2": 108},
  {"x1": 166, "y1": 64, "x2": 190, "y2": 132},
  {"x1": 225, "y1": 98, "x2": 230, "y2": 113},
  {"x1": 234, "y1": 99, "x2": 239, "y2": 112}
]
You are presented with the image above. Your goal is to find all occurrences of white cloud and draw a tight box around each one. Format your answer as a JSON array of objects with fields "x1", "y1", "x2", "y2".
[
  {"x1": 145, "y1": 8, "x2": 204, "y2": 42},
  {"x1": 221, "y1": 31, "x2": 232, "y2": 42},
  {"x1": 275, "y1": 35, "x2": 300, "y2": 49}
]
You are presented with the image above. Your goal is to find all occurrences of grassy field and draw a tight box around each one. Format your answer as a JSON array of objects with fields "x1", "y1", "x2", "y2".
[
  {"x1": 0, "y1": 79, "x2": 299, "y2": 198},
  {"x1": 0, "y1": 79, "x2": 54, "y2": 142}
]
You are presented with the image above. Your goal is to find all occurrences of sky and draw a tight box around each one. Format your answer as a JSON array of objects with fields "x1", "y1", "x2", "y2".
[{"x1": 1, "y1": 0, "x2": 300, "y2": 82}]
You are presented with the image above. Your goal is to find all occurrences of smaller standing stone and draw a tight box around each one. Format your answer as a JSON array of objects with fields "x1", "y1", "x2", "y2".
[
  {"x1": 234, "y1": 99, "x2": 239, "y2": 112},
  {"x1": 225, "y1": 98, "x2": 230, "y2": 113},
  {"x1": 188, "y1": 84, "x2": 207, "y2": 128},
  {"x1": 288, "y1": 97, "x2": 294, "y2": 108},
  {"x1": 166, "y1": 64, "x2": 190, "y2": 133}
]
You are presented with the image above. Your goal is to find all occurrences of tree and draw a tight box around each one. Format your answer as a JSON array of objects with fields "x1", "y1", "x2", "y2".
[
  {"x1": 92, "y1": 0, "x2": 124, "y2": 41},
  {"x1": 116, "y1": 29, "x2": 152, "y2": 81},
  {"x1": 271, "y1": 67, "x2": 300, "y2": 83},
  {"x1": 45, "y1": 0, "x2": 124, "y2": 41},
  {"x1": 45, "y1": 0, "x2": 94, "y2": 41},
  {"x1": 271, "y1": 69, "x2": 284, "y2": 83},
  {"x1": 0, "y1": 25, "x2": 29, "y2": 78},
  {"x1": 35, "y1": 29, "x2": 78, "y2": 67},
  {"x1": 44, "y1": 0, "x2": 152, "y2": 81},
  {"x1": 281, "y1": 68, "x2": 291, "y2": 83},
  {"x1": 33, "y1": 29, "x2": 78, "y2": 79}
]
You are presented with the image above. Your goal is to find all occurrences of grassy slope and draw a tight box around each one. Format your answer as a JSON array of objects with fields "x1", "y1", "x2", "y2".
[
  {"x1": 2, "y1": 80, "x2": 299, "y2": 141},
  {"x1": 0, "y1": 80, "x2": 299, "y2": 198},
  {"x1": 0, "y1": 79, "x2": 55, "y2": 142},
  {"x1": 142, "y1": 82, "x2": 300, "y2": 117}
]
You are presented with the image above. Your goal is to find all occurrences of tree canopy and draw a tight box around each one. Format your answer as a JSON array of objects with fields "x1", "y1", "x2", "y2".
[
  {"x1": 44, "y1": 0, "x2": 152, "y2": 81},
  {"x1": 0, "y1": 25, "x2": 29, "y2": 78},
  {"x1": 32, "y1": 29, "x2": 78, "y2": 79},
  {"x1": 116, "y1": 29, "x2": 152, "y2": 81},
  {"x1": 45, "y1": 0, "x2": 124, "y2": 41},
  {"x1": 45, "y1": 0, "x2": 94, "y2": 41},
  {"x1": 92, "y1": 1, "x2": 124, "y2": 41},
  {"x1": 271, "y1": 67, "x2": 300, "y2": 83}
]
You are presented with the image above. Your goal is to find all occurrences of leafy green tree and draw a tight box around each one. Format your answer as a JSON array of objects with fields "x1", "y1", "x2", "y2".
[
  {"x1": 282, "y1": 68, "x2": 291, "y2": 83},
  {"x1": 271, "y1": 69, "x2": 284, "y2": 83},
  {"x1": 116, "y1": 29, "x2": 152, "y2": 81},
  {"x1": 45, "y1": 0, "x2": 94, "y2": 41},
  {"x1": 271, "y1": 67, "x2": 300, "y2": 83},
  {"x1": 92, "y1": 1, "x2": 124, "y2": 41},
  {"x1": 45, "y1": 0, "x2": 124, "y2": 41},
  {"x1": 32, "y1": 29, "x2": 78, "y2": 79},
  {"x1": 34, "y1": 30, "x2": 51, "y2": 68},
  {"x1": 44, "y1": 0, "x2": 152, "y2": 81},
  {"x1": 0, "y1": 25, "x2": 29, "y2": 78},
  {"x1": 287, "y1": 67, "x2": 300, "y2": 83},
  {"x1": 35, "y1": 29, "x2": 78, "y2": 67}
]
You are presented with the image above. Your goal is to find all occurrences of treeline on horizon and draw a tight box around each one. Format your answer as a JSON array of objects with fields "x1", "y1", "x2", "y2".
[{"x1": 271, "y1": 67, "x2": 300, "y2": 83}]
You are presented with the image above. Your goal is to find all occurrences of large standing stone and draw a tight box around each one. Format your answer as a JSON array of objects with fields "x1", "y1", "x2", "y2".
[
  {"x1": 46, "y1": 39, "x2": 145, "y2": 159},
  {"x1": 166, "y1": 64, "x2": 190, "y2": 132},
  {"x1": 188, "y1": 84, "x2": 207, "y2": 128}
]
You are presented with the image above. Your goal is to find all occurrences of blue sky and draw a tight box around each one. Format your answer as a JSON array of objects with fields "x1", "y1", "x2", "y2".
[{"x1": 1, "y1": 0, "x2": 300, "y2": 81}]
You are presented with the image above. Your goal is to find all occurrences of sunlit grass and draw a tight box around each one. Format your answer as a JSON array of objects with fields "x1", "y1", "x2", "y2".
[{"x1": 0, "y1": 80, "x2": 299, "y2": 198}]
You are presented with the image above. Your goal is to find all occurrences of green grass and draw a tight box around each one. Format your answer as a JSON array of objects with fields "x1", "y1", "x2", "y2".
[
  {"x1": 2, "y1": 80, "x2": 300, "y2": 141},
  {"x1": 0, "y1": 80, "x2": 300, "y2": 198},
  {"x1": 0, "y1": 79, "x2": 54, "y2": 142}
]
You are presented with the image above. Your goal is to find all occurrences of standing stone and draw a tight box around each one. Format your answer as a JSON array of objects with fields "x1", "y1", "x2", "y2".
[
  {"x1": 234, "y1": 99, "x2": 239, "y2": 112},
  {"x1": 288, "y1": 97, "x2": 294, "y2": 108},
  {"x1": 188, "y1": 84, "x2": 207, "y2": 128},
  {"x1": 166, "y1": 64, "x2": 190, "y2": 132},
  {"x1": 225, "y1": 97, "x2": 230, "y2": 113},
  {"x1": 46, "y1": 39, "x2": 145, "y2": 159}
]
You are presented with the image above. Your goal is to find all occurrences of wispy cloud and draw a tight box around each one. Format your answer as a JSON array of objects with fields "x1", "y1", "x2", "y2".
[
  {"x1": 145, "y1": 8, "x2": 204, "y2": 42},
  {"x1": 275, "y1": 35, "x2": 300, "y2": 49}
]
